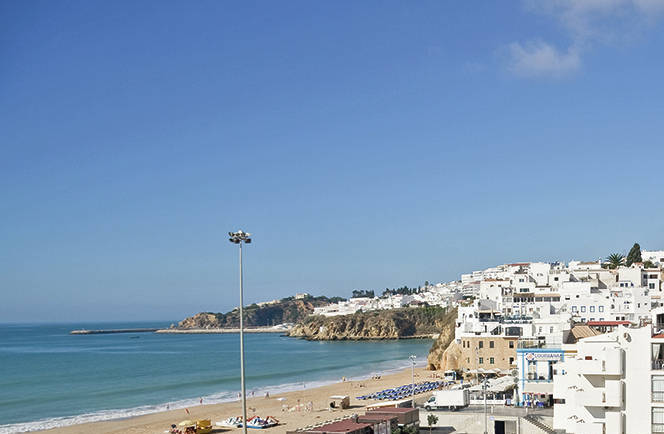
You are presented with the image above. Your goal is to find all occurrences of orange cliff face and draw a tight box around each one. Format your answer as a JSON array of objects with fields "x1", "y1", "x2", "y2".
[
  {"x1": 288, "y1": 306, "x2": 457, "y2": 343},
  {"x1": 425, "y1": 310, "x2": 456, "y2": 370}
]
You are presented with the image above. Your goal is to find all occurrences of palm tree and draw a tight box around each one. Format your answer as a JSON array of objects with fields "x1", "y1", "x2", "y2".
[
  {"x1": 427, "y1": 414, "x2": 439, "y2": 434},
  {"x1": 606, "y1": 253, "x2": 625, "y2": 269}
]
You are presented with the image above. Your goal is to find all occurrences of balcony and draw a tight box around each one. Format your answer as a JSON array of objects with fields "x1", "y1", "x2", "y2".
[
  {"x1": 573, "y1": 421, "x2": 604, "y2": 434},
  {"x1": 604, "y1": 379, "x2": 622, "y2": 407},
  {"x1": 605, "y1": 411, "x2": 623, "y2": 434},
  {"x1": 580, "y1": 349, "x2": 624, "y2": 376},
  {"x1": 579, "y1": 358, "x2": 604, "y2": 374}
]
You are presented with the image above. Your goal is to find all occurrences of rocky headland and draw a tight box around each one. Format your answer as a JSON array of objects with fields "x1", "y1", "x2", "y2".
[
  {"x1": 287, "y1": 306, "x2": 457, "y2": 342},
  {"x1": 176, "y1": 295, "x2": 343, "y2": 329}
]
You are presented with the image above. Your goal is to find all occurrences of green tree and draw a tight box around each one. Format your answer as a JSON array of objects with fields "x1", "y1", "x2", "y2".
[
  {"x1": 644, "y1": 260, "x2": 656, "y2": 269},
  {"x1": 427, "y1": 414, "x2": 439, "y2": 433},
  {"x1": 626, "y1": 243, "x2": 642, "y2": 266},
  {"x1": 606, "y1": 253, "x2": 625, "y2": 269}
]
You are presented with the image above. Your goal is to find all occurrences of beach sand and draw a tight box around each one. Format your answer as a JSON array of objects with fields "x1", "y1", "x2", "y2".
[{"x1": 41, "y1": 367, "x2": 437, "y2": 434}]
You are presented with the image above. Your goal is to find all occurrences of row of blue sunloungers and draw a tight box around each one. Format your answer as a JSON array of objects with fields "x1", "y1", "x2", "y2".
[{"x1": 356, "y1": 381, "x2": 443, "y2": 401}]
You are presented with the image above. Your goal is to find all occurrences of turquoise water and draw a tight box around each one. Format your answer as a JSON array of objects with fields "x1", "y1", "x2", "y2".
[{"x1": 0, "y1": 323, "x2": 432, "y2": 433}]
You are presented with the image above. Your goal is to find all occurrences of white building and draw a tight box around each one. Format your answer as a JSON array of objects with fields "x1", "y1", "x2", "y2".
[
  {"x1": 644, "y1": 250, "x2": 664, "y2": 265},
  {"x1": 552, "y1": 324, "x2": 664, "y2": 434}
]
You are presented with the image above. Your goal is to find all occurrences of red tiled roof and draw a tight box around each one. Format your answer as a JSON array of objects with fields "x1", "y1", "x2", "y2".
[
  {"x1": 308, "y1": 420, "x2": 372, "y2": 433},
  {"x1": 653, "y1": 334, "x2": 664, "y2": 339},
  {"x1": 587, "y1": 321, "x2": 630, "y2": 326},
  {"x1": 367, "y1": 407, "x2": 417, "y2": 413}
]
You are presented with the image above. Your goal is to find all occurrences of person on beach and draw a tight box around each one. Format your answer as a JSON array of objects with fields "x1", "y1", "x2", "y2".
[{"x1": 199, "y1": 397, "x2": 203, "y2": 404}]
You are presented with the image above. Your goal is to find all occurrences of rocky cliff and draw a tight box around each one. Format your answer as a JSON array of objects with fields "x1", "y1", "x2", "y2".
[
  {"x1": 177, "y1": 296, "x2": 343, "y2": 329},
  {"x1": 287, "y1": 306, "x2": 457, "y2": 341},
  {"x1": 426, "y1": 308, "x2": 457, "y2": 370}
]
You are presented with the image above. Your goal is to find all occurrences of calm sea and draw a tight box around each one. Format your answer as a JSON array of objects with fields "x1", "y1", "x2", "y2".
[{"x1": 0, "y1": 322, "x2": 432, "y2": 433}]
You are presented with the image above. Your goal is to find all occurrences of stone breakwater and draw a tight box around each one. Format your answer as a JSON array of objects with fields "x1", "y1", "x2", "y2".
[
  {"x1": 70, "y1": 328, "x2": 158, "y2": 335},
  {"x1": 71, "y1": 326, "x2": 291, "y2": 335}
]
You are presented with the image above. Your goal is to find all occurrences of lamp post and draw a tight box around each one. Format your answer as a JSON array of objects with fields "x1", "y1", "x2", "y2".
[
  {"x1": 483, "y1": 376, "x2": 488, "y2": 434},
  {"x1": 409, "y1": 355, "x2": 417, "y2": 404},
  {"x1": 229, "y1": 230, "x2": 252, "y2": 434},
  {"x1": 475, "y1": 346, "x2": 487, "y2": 434}
]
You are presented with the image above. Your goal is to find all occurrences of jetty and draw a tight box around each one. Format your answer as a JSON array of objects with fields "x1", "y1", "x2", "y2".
[
  {"x1": 71, "y1": 326, "x2": 291, "y2": 335},
  {"x1": 70, "y1": 328, "x2": 159, "y2": 335}
]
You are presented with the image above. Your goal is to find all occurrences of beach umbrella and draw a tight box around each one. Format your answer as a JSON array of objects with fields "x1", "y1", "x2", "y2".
[{"x1": 178, "y1": 420, "x2": 195, "y2": 427}]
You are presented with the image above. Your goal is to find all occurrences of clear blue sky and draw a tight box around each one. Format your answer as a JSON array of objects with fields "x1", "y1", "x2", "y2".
[{"x1": 2, "y1": 1, "x2": 663, "y2": 322}]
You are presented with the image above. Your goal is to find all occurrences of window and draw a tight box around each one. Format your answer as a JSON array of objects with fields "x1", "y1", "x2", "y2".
[
  {"x1": 653, "y1": 407, "x2": 664, "y2": 433},
  {"x1": 590, "y1": 306, "x2": 595, "y2": 313},
  {"x1": 519, "y1": 278, "x2": 524, "y2": 282},
  {"x1": 581, "y1": 306, "x2": 586, "y2": 313},
  {"x1": 572, "y1": 306, "x2": 578, "y2": 312},
  {"x1": 489, "y1": 341, "x2": 494, "y2": 349},
  {"x1": 538, "y1": 327, "x2": 543, "y2": 333},
  {"x1": 654, "y1": 377, "x2": 664, "y2": 402},
  {"x1": 652, "y1": 283, "x2": 656, "y2": 290},
  {"x1": 479, "y1": 341, "x2": 484, "y2": 349},
  {"x1": 550, "y1": 326, "x2": 554, "y2": 334},
  {"x1": 509, "y1": 341, "x2": 514, "y2": 349},
  {"x1": 479, "y1": 357, "x2": 484, "y2": 364},
  {"x1": 509, "y1": 357, "x2": 514, "y2": 365},
  {"x1": 489, "y1": 357, "x2": 495, "y2": 364},
  {"x1": 599, "y1": 306, "x2": 604, "y2": 312},
  {"x1": 554, "y1": 277, "x2": 559, "y2": 281},
  {"x1": 467, "y1": 358, "x2": 470, "y2": 363}
]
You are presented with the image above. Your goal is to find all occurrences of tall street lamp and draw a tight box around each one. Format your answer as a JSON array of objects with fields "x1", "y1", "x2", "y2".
[
  {"x1": 229, "y1": 230, "x2": 252, "y2": 434},
  {"x1": 409, "y1": 355, "x2": 417, "y2": 404}
]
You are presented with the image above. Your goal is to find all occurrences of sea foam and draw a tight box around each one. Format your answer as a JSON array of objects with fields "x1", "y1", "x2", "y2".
[{"x1": 0, "y1": 359, "x2": 426, "y2": 434}]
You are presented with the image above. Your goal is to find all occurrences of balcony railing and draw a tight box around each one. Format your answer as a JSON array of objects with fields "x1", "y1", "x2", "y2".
[
  {"x1": 654, "y1": 391, "x2": 664, "y2": 402},
  {"x1": 653, "y1": 359, "x2": 664, "y2": 370}
]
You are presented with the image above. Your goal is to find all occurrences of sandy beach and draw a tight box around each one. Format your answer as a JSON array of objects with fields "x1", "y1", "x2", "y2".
[{"x1": 41, "y1": 367, "x2": 435, "y2": 434}]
